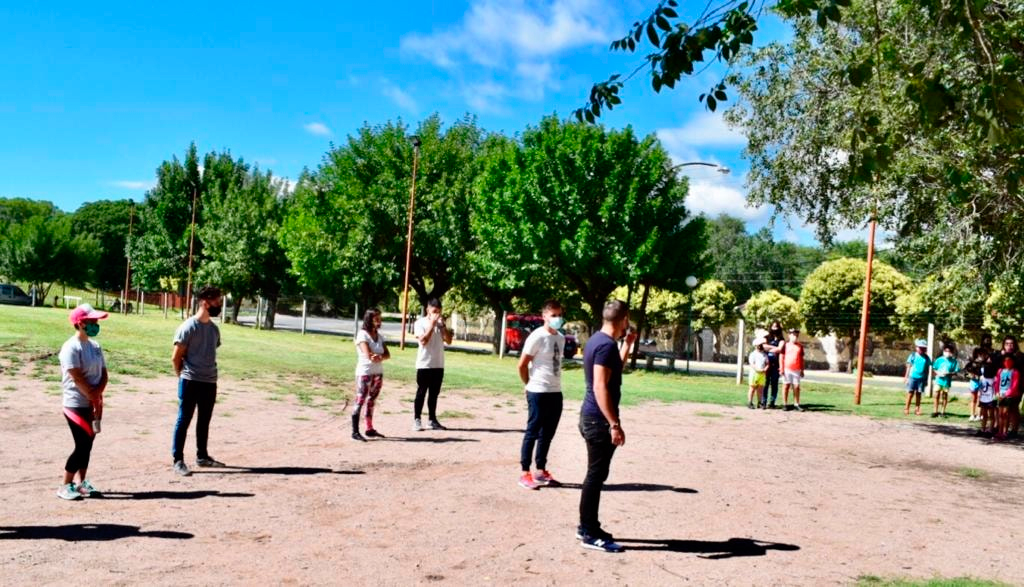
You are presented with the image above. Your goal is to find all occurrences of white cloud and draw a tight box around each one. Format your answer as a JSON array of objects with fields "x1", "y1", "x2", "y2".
[
  {"x1": 381, "y1": 81, "x2": 419, "y2": 114},
  {"x1": 303, "y1": 122, "x2": 332, "y2": 136},
  {"x1": 402, "y1": 0, "x2": 611, "y2": 67},
  {"x1": 657, "y1": 111, "x2": 747, "y2": 151},
  {"x1": 110, "y1": 180, "x2": 155, "y2": 190},
  {"x1": 686, "y1": 179, "x2": 767, "y2": 222},
  {"x1": 401, "y1": 0, "x2": 612, "y2": 110}
]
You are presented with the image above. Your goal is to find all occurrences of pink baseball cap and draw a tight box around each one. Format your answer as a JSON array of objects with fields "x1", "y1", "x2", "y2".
[{"x1": 69, "y1": 304, "x2": 109, "y2": 326}]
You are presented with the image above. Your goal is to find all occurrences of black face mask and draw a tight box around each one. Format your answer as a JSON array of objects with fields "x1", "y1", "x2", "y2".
[{"x1": 208, "y1": 305, "x2": 222, "y2": 317}]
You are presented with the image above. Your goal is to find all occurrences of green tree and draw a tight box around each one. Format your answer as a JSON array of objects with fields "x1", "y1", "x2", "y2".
[
  {"x1": 800, "y1": 258, "x2": 910, "y2": 371},
  {"x1": 728, "y1": 0, "x2": 1024, "y2": 334},
  {"x1": 281, "y1": 115, "x2": 482, "y2": 312},
  {"x1": 131, "y1": 144, "x2": 248, "y2": 303},
  {"x1": 742, "y1": 289, "x2": 800, "y2": 331},
  {"x1": 0, "y1": 214, "x2": 99, "y2": 302},
  {"x1": 198, "y1": 168, "x2": 294, "y2": 327},
  {"x1": 691, "y1": 279, "x2": 738, "y2": 358},
  {"x1": 504, "y1": 116, "x2": 703, "y2": 328},
  {"x1": 71, "y1": 199, "x2": 136, "y2": 292}
]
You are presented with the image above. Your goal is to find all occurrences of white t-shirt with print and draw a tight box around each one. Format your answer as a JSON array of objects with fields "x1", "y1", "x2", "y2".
[
  {"x1": 354, "y1": 329, "x2": 386, "y2": 377},
  {"x1": 59, "y1": 335, "x2": 105, "y2": 408},
  {"x1": 522, "y1": 327, "x2": 565, "y2": 393},
  {"x1": 414, "y1": 316, "x2": 446, "y2": 369}
]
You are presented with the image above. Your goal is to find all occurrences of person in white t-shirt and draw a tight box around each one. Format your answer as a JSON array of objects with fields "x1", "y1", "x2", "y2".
[
  {"x1": 516, "y1": 300, "x2": 566, "y2": 490},
  {"x1": 56, "y1": 304, "x2": 109, "y2": 501},
  {"x1": 352, "y1": 308, "x2": 390, "y2": 441},
  {"x1": 412, "y1": 298, "x2": 452, "y2": 431}
]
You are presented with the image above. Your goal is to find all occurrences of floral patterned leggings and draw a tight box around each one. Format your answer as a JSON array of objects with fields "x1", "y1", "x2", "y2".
[{"x1": 353, "y1": 374, "x2": 383, "y2": 430}]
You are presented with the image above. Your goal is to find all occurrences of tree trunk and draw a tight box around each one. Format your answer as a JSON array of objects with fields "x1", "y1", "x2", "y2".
[
  {"x1": 230, "y1": 295, "x2": 241, "y2": 324},
  {"x1": 629, "y1": 283, "x2": 651, "y2": 369},
  {"x1": 847, "y1": 332, "x2": 857, "y2": 373},
  {"x1": 262, "y1": 296, "x2": 277, "y2": 330}
]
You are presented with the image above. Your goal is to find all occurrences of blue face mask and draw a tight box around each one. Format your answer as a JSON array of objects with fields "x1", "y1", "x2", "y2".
[
  {"x1": 83, "y1": 323, "x2": 100, "y2": 337},
  {"x1": 548, "y1": 316, "x2": 565, "y2": 330}
]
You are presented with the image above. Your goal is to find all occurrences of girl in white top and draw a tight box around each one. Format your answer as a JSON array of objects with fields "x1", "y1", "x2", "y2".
[{"x1": 351, "y1": 308, "x2": 390, "y2": 441}]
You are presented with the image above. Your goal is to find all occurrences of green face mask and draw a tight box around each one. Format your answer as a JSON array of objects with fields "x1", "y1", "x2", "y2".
[{"x1": 83, "y1": 323, "x2": 101, "y2": 337}]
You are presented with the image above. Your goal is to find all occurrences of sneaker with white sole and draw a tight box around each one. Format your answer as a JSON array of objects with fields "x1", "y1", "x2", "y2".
[
  {"x1": 56, "y1": 482, "x2": 81, "y2": 501},
  {"x1": 412, "y1": 419, "x2": 423, "y2": 432},
  {"x1": 581, "y1": 535, "x2": 624, "y2": 553},
  {"x1": 77, "y1": 479, "x2": 100, "y2": 496},
  {"x1": 173, "y1": 460, "x2": 192, "y2": 477},
  {"x1": 429, "y1": 419, "x2": 447, "y2": 430},
  {"x1": 534, "y1": 470, "x2": 559, "y2": 486},
  {"x1": 519, "y1": 472, "x2": 540, "y2": 490},
  {"x1": 196, "y1": 457, "x2": 226, "y2": 468}
]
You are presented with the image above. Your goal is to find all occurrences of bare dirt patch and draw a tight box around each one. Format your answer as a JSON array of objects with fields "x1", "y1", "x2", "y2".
[{"x1": 1, "y1": 372, "x2": 1022, "y2": 586}]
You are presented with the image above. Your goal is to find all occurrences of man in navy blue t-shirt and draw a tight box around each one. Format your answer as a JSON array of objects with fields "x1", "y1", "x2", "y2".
[{"x1": 577, "y1": 299, "x2": 636, "y2": 553}]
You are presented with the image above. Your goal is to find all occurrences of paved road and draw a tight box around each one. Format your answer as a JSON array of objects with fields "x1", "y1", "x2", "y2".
[{"x1": 236, "y1": 313, "x2": 955, "y2": 393}]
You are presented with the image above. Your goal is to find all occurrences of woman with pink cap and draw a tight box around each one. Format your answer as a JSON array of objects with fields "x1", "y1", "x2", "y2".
[{"x1": 56, "y1": 303, "x2": 109, "y2": 500}]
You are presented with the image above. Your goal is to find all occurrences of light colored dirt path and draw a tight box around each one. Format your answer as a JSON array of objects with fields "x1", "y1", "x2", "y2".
[{"x1": 0, "y1": 372, "x2": 1022, "y2": 586}]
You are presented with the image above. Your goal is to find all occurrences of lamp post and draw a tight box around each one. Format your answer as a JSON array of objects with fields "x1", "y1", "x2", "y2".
[
  {"x1": 685, "y1": 275, "x2": 698, "y2": 374},
  {"x1": 399, "y1": 135, "x2": 422, "y2": 350},
  {"x1": 671, "y1": 161, "x2": 730, "y2": 174}
]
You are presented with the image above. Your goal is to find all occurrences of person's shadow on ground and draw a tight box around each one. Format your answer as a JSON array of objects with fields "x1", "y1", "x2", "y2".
[
  {"x1": 0, "y1": 524, "x2": 193, "y2": 541},
  {"x1": 557, "y1": 482, "x2": 697, "y2": 493},
  {"x1": 192, "y1": 466, "x2": 364, "y2": 475},
  {"x1": 99, "y1": 490, "x2": 254, "y2": 500},
  {"x1": 616, "y1": 537, "x2": 799, "y2": 558}
]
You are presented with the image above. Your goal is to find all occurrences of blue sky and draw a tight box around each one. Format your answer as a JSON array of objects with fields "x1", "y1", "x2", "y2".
[{"x1": 0, "y1": 0, "x2": 854, "y2": 244}]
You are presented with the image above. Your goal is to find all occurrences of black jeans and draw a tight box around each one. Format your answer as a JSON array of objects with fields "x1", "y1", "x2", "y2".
[
  {"x1": 172, "y1": 378, "x2": 217, "y2": 462},
  {"x1": 765, "y1": 367, "x2": 780, "y2": 405},
  {"x1": 414, "y1": 368, "x2": 444, "y2": 420},
  {"x1": 579, "y1": 416, "x2": 617, "y2": 537},
  {"x1": 64, "y1": 407, "x2": 95, "y2": 473},
  {"x1": 520, "y1": 392, "x2": 563, "y2": 471}
]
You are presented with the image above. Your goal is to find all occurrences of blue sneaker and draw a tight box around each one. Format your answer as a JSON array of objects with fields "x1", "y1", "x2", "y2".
[{"x1": 581, "y1": 535, "x2": 624, "y2": 553}]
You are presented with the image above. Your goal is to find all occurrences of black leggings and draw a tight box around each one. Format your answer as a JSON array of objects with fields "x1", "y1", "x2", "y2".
[
  {"x1": 414, "y1": 368, "x2": 444, "y2": 420},
  {"x1": 65, "y1": 407, "x2": 95, "y2": 473}
]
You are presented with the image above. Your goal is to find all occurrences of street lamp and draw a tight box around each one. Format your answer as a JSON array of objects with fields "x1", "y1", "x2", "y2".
[
  {"x1": 685, "y1": 275, "x2": 699, "y2": 374},
  {"x1": 399, "y1": 135, "x2": 422, "y2": 350},
  {"x1": 671, "y1": 161, "x2": 730, "y2": 174}
]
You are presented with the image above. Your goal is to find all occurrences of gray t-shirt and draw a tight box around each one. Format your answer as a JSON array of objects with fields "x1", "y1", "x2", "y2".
[
  {"x1": 173, "y1": 317, "x2": 220, "y2": 383},
  {"x1": 59, "y1": 335, "x2": 105, "y2": 408}
]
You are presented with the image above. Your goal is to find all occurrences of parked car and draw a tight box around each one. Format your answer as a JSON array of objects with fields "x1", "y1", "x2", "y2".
[
  {"x1": 503, "y1": 314, "x2": 578, "y2": 359},
  {"x1": 0, "y1": 284, "x2": 32, "y2": 306}
]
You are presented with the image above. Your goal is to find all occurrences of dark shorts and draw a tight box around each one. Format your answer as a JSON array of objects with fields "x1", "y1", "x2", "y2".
[
  {"x1": 906, "y1": 377, "x2": 926, "y2": 394},
  {"x1": 980, "y1": 400, "x2": 997, "y2": 410},
  {"x1": 998, "y1": 396, "x2": 1020, "y2": 408}
]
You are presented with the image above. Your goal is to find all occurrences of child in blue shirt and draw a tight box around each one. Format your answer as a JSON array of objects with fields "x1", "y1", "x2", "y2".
[
  {"x1": 904, "y1": 339, "x2": 931, "y2": 416},
  {"x1": 931, "y1": 343, "x2": 959, "y2": 417}
]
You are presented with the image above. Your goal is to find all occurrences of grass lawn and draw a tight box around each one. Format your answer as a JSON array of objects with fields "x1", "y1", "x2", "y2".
[
  {"x1": 0, "y1": 304, "x2": 976, "y2": 422},
  {"x1": 856, "y1": 576, "x2": 1013, "y2": 587}
]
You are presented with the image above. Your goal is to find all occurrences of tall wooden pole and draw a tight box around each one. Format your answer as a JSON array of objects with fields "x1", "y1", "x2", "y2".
[
  {"x1": 399, "y1": 140, "x2": 421, "y2": 350},
  {"x1": 122, "y1": 202, "x2": 134, "y2": 314},
  {"x1": 854, "y1": 219, "x2": 877, "y2": 405},
  {"x1": 184, "y1": 186, "x2": 199, "y2": 316}
]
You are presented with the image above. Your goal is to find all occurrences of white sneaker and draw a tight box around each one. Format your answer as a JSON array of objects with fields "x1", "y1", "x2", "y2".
[
  {"x1": 77, "y1": 479, "x2": 100, "y2": 496},
  {"x1": 412, "y1": 419, "x2": 423, "y2": 432},
  {"x1": 56, "y1": 482, "x2": 81, "y2": 500}
]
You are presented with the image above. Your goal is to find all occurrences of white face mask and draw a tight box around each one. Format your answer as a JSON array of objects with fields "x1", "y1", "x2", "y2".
[
  {"x1": 548, "y1": 316, "x2": 565, "y2": 330},
  {"x1": 789, "y1": 335, "x2": 797, "y2": 342}
]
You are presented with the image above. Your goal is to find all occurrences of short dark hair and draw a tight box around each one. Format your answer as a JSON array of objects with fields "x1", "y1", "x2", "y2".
[
  {"x1": 196, "y1": 286, "x2": 221, "y2": 301},
  {"x1": 362, "y1": 307, "x2": 381, "y2": 333},
  {"x1": 942, "y1": 343, "x2": 955, "y2": 352},
  {"x1": 602, "y1": 299, "x2": 628, "y2": 323},
  {"x1": 541, "y1": 299, "x2": 562, "y2": 313},
  {"x1": 426, "y1": 298, "x2": 442, "y2": 310}
]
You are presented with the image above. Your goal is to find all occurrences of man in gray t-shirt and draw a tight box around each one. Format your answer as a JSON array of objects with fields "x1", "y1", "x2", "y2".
[{"x1": 170, "y1": 286, "x2": 225, "y2": 476}]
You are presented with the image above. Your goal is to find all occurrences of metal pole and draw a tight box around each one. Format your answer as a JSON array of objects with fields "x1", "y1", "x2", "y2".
[
  {"x1": 854, "y1": 219, "x2": 877, "y2": 405},
  {"x1": 354, "y1": 303, "x2": 359, "y2": 336},
  {"x1": 301, "y1": 298, "x2": 308, "y2": 335},
  {"x1": 735, "y1": 319, "x2": 746, "y2": 385},
  {"x1": 686, "y1": 301, "x2": 693, "y2": 374},
  {"x1": 499, "y1": 311, "x2": 508, "y2": 358},
  {"x1": 122, "y1": 203, "x2": 134, "y2": 314},
  {"x1": 400, "y1": 139, "x2": 421, "y2": 350},
  {"x1": 184, "y1": 187, "x2": 199, "y2": 316},
  {"x1": 139, "y1": 289, "x2": 144, "y2": 316},
  {"x1": 926, "y1": 322, "x2": 936, "y2": 397}
]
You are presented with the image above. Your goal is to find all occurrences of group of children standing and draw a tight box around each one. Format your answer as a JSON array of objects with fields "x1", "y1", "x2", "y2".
[{"x1": 903, "y1": 334, "x2": 1024, "y2": 440}]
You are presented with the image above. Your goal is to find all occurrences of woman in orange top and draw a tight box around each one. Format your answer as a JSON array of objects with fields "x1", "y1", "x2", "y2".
[{"x1": 780, "y1": 328, "x2": 805, "y2": 412}]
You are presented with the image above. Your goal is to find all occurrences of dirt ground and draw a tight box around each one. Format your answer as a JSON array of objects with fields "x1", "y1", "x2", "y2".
[{"x1": 1, "y1": 369, "x2": 1023, "y2": 586}]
